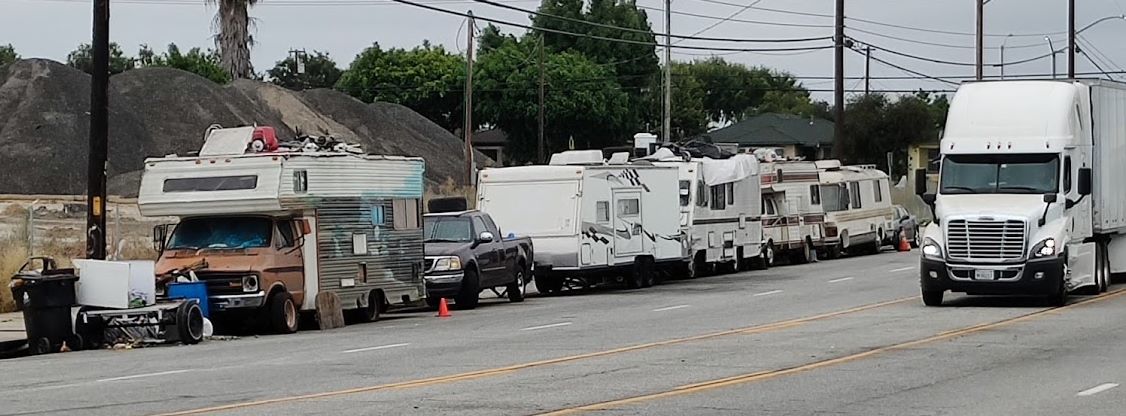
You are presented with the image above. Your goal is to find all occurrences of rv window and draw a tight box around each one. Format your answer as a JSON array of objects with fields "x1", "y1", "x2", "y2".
[
  {"x1": 393, "y1": 199, "x2": 420, "y2": 230},
  {"x1": 849, "y1": 182, "x2": 862, "y2": 209},
  {"x1": 167, "y1": 216, "x2": 271, "y2": 250},
  {"x1": 596, "y1": 201, "x2": 610, "y2": 223},
  {"x1": 821, "y1": 185, "x2": 846, "y2": 213},
  {"x1": 873, "y1": 180, "x2": 883, "y2": 202},
  {"x1": 618, "y1": 199, "x2": 640, "y2": 216},
  {"x1": 710, "y1": 185, "x2": 727, "y2": 210},
  {"x1": 679, "y1": 180, "x2": 691, "y2": 207},
  {"x1": 726, "y1": 183, "x2": 735, "y2": 205},
  {"x1": 696, "y1": 180, "x2": 708, "y2": 207},
  {"x1": 371, "y1": 205, "x2": 386, "y2": 226},
  {"x1": 163, "y1": 175, "x2": 258, "y2": 193},
  {"x1": 277, "y1": 220, "x2": 296, "y2": 248},
  {"x1": 293, "y1": 170, "x2": 308, "y2": 194},
  {"x1": 810, "y1": 185, "x2": 821, "y2": 205},
  {"x1": 763, "y1": 197, "x2": 775, "y2": 215}
]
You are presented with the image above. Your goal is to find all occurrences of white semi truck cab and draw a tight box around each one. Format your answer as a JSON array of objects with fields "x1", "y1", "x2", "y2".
[{"x1": 916, "y1": 80, "x2": 1126, "y2": 306}]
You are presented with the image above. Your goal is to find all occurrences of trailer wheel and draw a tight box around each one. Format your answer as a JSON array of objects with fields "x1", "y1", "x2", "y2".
[
  {"x1": 176, "y1": 301, "x2": 205, "y2": 344},
  {"x1": 536, "y1": 274, "x2": 563, "y2": 295},
  {"x1": 1098, "y1": 241, "x2": 1110, "y2": 293},
  {"x1": 356, "y1": 290, "x2": 382, "y2": 323},
  {"x1": 626, "y1": 258, "x2": 647, "y2": 289},
  {"x1": 268, "y1": 292, "x2": 299, "y2": 334},
  {"x1": 640, "y1": 258, "x2": 656, "y2": 288},
  {"x1": 455, "y1": 269, "x2": 480, "y2": 310},
  {"x1": 507, "y1": 266, "x2": 527, "y2": 303}
]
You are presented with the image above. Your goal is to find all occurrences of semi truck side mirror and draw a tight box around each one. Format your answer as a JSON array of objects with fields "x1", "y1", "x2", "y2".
[
  {"x1": 1078, "y1": 168, "x2": 1092, "y2": 196},
  {"x1": 914, "y1": 169, "x2": 927, "y2": 196}
]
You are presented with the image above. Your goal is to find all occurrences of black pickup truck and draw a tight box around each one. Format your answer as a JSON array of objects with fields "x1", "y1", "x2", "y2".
[{"x1": 423, "y1": 210, "x2": 534, "y2": 309}]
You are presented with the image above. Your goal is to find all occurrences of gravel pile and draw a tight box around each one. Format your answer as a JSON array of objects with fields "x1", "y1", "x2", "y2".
[{"x1": 0, "y1": 59, "x2": 483, "y2": 197}]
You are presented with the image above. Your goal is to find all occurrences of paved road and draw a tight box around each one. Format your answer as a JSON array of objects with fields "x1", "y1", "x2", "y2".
[{"x1": 3, "y1": 249, "x2": 1125, "y2": 416}]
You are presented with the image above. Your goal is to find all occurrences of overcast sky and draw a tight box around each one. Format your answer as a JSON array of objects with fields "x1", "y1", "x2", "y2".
[{"x1": 3, "y1": 0, "x2": 1126, "y2": 101}]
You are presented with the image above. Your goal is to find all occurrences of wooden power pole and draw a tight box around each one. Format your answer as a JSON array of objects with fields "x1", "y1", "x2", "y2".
[
  {"x1": 663, "y1": 0, "x2": 672, "y2": 143},
  {"x1": 834, "y1": 0, "x2": 844, "y2": 152},
  {"x1": 1068, "y1": 0, "x2": 1076, "y2": 78},
  {"x1": 864, "y1": 46, "x2": 871, "y2": 95},
  {"x1": 538, "y1": 35, "x2": 546, "y2": 164},
  {"x1": 88, "y1": 0, "x2": 110, "y2": 260},
  {"x1": 976, "y1": 0, "x2": 984, "y2": 80},
  {"x1": 464, "y1": 11, "x2": 475, "y2": 184}
]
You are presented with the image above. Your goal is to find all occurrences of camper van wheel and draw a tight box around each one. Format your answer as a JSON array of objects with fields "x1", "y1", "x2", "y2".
[
  {"x1": 507, "y1": 266, "x2": 527, "y2": 303},
  {"x1": 268, "y1": 292, "x2": 299, "y2": 334},
  {"x1": 357, "y1": 290, "x2": 382, "y2": 323},
  {"x1": 455, "y1": 269, "x2": 481, "y2": 310},
  {"x1": 176, "y1": 301, "x2": 205, "y2": 344},
  {"x1": 763, "y1": 243, "x2": 776, "y2": 268}
]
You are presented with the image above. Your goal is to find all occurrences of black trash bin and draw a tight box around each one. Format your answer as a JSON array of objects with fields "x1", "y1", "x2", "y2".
[{"x1": 10, "y1": 273, "x2": 81, "y2": 355}]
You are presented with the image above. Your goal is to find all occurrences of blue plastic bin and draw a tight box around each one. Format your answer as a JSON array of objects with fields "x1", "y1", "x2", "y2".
[{"x1": 167, "y1": 282, "x2": 210, "y2": 318}]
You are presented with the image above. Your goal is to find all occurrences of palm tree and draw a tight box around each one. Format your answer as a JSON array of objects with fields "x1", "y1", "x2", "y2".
[{"x1": 207, "y1": 0, "x2": 258, "y2": 79}]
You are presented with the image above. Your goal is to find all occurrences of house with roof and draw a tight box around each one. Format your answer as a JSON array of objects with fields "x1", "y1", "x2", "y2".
[{"x1": 696, "y1": 113, "x2": 834, "y2": 160}]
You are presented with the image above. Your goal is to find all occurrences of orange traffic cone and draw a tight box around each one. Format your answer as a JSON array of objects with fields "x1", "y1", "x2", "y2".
[
  {"x1": 898, "y1": 231, "x2": 911, "y2": 252},
  {"x1": 437, "y1": 298, "x2": 452, "y2": 318}
]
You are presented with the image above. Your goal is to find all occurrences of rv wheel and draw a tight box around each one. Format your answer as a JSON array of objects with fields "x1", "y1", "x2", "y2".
[
  {"x1": 357, "y1": 290, "x2": 382, "y2": 323},
  {"x1": 268, "y1": 292, "x2": 299, "y2": 334}
]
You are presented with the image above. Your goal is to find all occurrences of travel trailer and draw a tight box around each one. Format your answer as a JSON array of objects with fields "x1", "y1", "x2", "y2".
[
  {"x1": 815, "y1": 160, "x2": 895, "y2": 258},
  {"x1": 759, "y1": 160, "x2": 827, "y2": 265},
  {"x1": 476, "y1": 150, "x2": 682, "y2": 293},
  {"x1": 139, "y1": 126, "x2": 427, "y2": 333},
  {"x1": 917, "y1": 79, "x2": 1126, "y2": 306},
  {"x1": 648, "y1": 149, "x2": 765, "y2": 276}
]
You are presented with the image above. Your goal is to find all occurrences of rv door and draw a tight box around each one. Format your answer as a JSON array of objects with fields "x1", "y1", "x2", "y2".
[{"x1": 613, "y1": 190, "x2": 643, "y2": 255}]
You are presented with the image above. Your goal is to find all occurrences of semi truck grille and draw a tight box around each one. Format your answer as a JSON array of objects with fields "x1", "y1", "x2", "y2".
[{"x1": 946, "y1": 219, "x2": 1026, "y2": 261}]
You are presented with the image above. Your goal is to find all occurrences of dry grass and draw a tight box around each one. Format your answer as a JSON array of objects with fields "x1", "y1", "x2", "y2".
[{"x1": 425, "y1": 177, "x2": 477, "y2": 211}]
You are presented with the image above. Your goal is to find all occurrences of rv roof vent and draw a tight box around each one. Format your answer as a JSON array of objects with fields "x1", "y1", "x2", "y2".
[
  {"x1": 549, "y1": 150, "x2": 605, "y2": 166},
  {"x1": 608, "y1": 152, "x2": 630, "y2": 164},
  {"x1": 814, "y1": 160, "x2": 842, "y2": 170},
  {"x1": 428, "y1": 197, "x2": 468, "y2": 213}
]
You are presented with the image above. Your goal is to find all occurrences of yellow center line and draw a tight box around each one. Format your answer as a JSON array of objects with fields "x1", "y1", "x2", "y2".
[
  {"x1": 539, "y1": 289, "x2": 1126, "y2": 415},
  {"x1": 153, "y1": 296, "x2": 916, "y2": 415}
]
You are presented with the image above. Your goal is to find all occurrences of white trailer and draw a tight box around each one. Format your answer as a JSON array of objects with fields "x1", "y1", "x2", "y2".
[
  {"x1": 918, "y1": 79, "x2": 1126, "y2": 306},
  {"x1": 651, "y1": 153, "x2": 765, "y2": 276},
  {"x1": 815, "y1": 161, "x2": 895, "y2": 258},
  {"x1": 139, "y1": 147, "x2": 426, "y2": 332},
  {"x1": 759, "y1": 160, "x2": 827, "y2": 265},
  {"x1": 477, "y1": 151, "x2": 682, "y2": 293}
]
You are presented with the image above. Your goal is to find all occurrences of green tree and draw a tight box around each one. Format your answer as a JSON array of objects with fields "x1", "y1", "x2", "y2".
[
  {"x1": 475, "y1": 37, "x2": 631, "y2": 163},
  {"x1": 66, "y1": 42, "x2": 135, "y2": 75},
  {"x1": 0, "y1": 44, "x2": 18, "y2": 67},
  {"x1": 267, "y1": 51, "x2": 343, "y2": 90},
  {"x1": 839, "y1": 93, "x2": 939, "y2": 176},
  {"x1": 138, "y1": 43, "x2": 229, "y2": 84},
  {"x1": 681, "y1": 59, "x2": 819, "y2": 124},
  {"x1": 207, "y1": 0, "x2": 259, "y2": 79},
  {"x1": 531, "y1": 0, "x2": 659, "y2": 137},
  {"x1": 667, "y1": 62, "x2": 707, "y2": 138},
  {"x1": 336, "y1": 43, "x2": 465, "y2": 132}
]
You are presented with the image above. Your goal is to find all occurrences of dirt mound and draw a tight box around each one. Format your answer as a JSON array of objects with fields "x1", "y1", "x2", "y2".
[{"x1": 0, "y1": 59, "x2": 481, "y2": 196}]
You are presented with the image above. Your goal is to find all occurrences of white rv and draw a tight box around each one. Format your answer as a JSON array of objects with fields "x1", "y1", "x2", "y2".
[
  {"x1": 650, "y1": 152, "x2": 765, "y2": 276},
  {"x1": 477, "y1": 151, "x2": 682, "y2": 293},
  {"x1": 759, "y1": 161, "x2": 827, "y2": 265},
  {"x1": 815, "y1": 161, "x2": 895, "y2": 258},
  {"x1": 139, "y1": 127, "x2": 426, "y2": 333}
]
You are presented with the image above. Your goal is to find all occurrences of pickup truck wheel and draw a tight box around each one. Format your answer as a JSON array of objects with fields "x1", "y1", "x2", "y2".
[
  {"x1": 921, "y1": 289, "x2": 943, "y2": 307},
  {"x1": 507, "y1": 267, "x2": 527, "y2": 303},
  {"x1": 268, "y1": 292, "x2": 299, "y2": 334},
  {"x1": 455, "y1": 269, "x2": 480, "y2": 310}
]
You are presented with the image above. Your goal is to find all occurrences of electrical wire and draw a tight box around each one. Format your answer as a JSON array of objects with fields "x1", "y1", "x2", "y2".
[
  {"x1": 470, "y1": 0, "x2": 829, "y2": 43},
  {"x1": 846, "y1": 26, "x2": 1045, "y2": 51},
  {"x1": 677, "y1": 0, "x2": 763, "y2": 39},
  {"x1": 848, "y1": 46, "x2": 960, "y2": 86},
  {"x1": 387, "y1": 0, "x2": 835, "y2": 52}
]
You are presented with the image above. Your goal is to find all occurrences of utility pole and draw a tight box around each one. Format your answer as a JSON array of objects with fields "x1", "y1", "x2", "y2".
[
  {"x1": 1068, "y1": 0, "x2": 1076, "y2": 78},
  {"x1": 833, "y1": 0, "x2": 844, "y2": 152},
  {"x1": 538, "y1": 35, "x2": 546, "y2": 164},
  {"x1": 976, "y1": 0, "x2": 984, "y2": 80},
  {"x1": 87, "y1": 0, "x2": 110, "y2": 260},
  {"x1": 663, "y1": 0, "x2": 672, "y2": 143},
  {"x1": 864, "y1": 46, "x2": 871, "y2": 95},
  {"x1": 464, "y1": 11, "x2": 475, "y2": 184}
]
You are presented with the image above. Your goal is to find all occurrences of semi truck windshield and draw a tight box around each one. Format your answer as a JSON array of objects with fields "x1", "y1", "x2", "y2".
[{"x1": 940, "y1": 154, "x2": 1059, "y2": 194}]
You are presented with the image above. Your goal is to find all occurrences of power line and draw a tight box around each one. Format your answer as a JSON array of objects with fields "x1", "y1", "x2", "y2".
[
  {"x1": 470, "y1": 0, "x2": 828, "y2": 43},
  {"x1": 849, "y1": 47, "x2": 960, "y2": 86},
  {"x1": 387, "y1": 0, "x2": 835, "y2": 52},
  {"x1": 846, "y1": 26, "x2": 1045, "y2": 51},
  {"x1": 678, "y1": 0, "x2": 764, "y2": 39},
  {"x1": 1078, "y1": 35, "x2": 1126, "y2": 77}
]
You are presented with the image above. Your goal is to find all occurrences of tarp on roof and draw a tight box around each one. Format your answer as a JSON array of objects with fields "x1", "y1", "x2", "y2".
[{"x1": 701, "y1": 154, "x2": 759, "y2": 186}]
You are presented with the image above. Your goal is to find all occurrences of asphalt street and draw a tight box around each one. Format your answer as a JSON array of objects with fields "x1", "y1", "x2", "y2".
[{"x1": 3, "y1": 249, "x2": 1125, "y2": 416}]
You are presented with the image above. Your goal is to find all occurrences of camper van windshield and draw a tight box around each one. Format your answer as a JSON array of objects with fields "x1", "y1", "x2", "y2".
[
  {"x1": 424, "y1": 217, "x2": 473, "y2": 243},
  {"x1": 940, "y1": 154, "x2": 1059, "y2": 194},
  {"x1": 168, "y1": 217, "x2": 272, "y2": 250}
]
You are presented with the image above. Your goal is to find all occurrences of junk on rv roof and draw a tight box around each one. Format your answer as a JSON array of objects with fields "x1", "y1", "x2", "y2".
[{"x1": 196, "y1": 125, "x2": 364, "y2": 157}]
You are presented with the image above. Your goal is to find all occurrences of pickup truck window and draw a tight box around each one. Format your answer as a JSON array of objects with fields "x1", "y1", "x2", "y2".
[
  {"x1": 424, "y1": 217, "x2": 472, "y2": 243},
  {"x1": 472, "y1": 217, "x2": 488, "y2": 237},
  {"x1": 940, "y1": 154, "x2": 1059, "y2": 194},
  {"x1": 168, "y1": 217, "x2": 272, "y2": 250}
]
